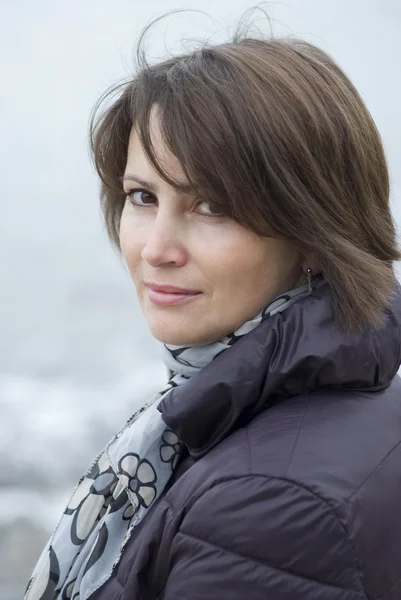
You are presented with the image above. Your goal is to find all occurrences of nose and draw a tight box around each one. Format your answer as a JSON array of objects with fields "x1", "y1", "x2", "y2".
[{"x1": 140, "y1": 212, "x2": 188, "y2": 268}]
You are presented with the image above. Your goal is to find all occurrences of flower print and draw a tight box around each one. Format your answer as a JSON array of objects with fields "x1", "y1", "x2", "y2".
[
  {"x1": 62, "y1": 578, "x2": 80, "y2": 600},
  {"x1": 118, "y1": 453, "x2": 157, "y2": 512},
  {"x1": 122, "y1": 503, "x2": 137, "y2": 521},
  {"x1": 25, "y1": 546, "x2": 60, "y2": 600},
  {"x1": 160, "y1": 429, "x2": 183, "y2": 470},
  {"x1": 64, "y1": 452, "x2": 121, "y2": 545},
  {"x1": 83, "y1": 523, "x2": 109, "y2": 576}
]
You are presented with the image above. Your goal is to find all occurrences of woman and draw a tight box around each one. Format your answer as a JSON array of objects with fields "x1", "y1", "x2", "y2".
[{"x1": 26, "y1": 25, "x2": 401, "y2": 600}]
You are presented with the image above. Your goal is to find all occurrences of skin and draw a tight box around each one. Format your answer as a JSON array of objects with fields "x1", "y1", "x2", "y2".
[{"x1": 120, "y1": 109, "x2": 314, "y2": 346}]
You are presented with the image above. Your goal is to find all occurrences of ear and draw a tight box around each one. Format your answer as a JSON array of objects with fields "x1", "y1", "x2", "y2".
[{"x1": 301, "y1": 254, "x2": 321, "y2": 276}]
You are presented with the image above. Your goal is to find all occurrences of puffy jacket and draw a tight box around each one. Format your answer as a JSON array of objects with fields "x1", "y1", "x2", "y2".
[{"x1": 91, "y1": 279, "x2": 401, "y2": 600}]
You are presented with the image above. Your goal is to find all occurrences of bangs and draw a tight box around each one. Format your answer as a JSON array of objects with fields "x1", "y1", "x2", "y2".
[{"x1": 129, "y1": 51, "x2": 268, "y2": 225}]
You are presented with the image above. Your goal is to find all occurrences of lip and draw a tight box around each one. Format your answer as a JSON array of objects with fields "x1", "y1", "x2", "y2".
[
  {"x1": 145, "y1": 282, "x2": 200, "y2": 294},
  {"x1": 144, "y1": 282, "x2": 202, "y2": 306}
]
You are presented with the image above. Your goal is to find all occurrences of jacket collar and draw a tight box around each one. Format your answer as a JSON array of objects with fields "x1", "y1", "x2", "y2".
[{"x1": 158, "y1": 279, "x2": 401, "y2": 459}]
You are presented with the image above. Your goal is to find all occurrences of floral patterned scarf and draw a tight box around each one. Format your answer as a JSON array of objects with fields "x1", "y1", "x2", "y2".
[{"x1": 24, "y1": 275, "x2": 325, "y2": 600}]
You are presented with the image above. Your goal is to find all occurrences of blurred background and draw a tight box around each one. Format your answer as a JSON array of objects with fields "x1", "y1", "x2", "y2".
[{"x1": 1, "y1": 1, "x2": 400, "y2": 598}]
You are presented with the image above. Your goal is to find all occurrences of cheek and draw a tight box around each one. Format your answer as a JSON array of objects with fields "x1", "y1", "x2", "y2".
[
  {"x1": 119, "y1": 212, "x2": 143, "y2": 279},
  {"x1": 209, "y1": 238, "x2": 268, "y2": 287},
  {"x1": 210, "y1": 236, "x2": 298, "y2": 308}
]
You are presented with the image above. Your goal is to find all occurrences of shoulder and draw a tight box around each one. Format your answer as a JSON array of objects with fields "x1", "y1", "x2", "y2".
[
  {"x1": 165, "y1": 380, "x2": 401, "y2": 599},
  {"x1": 173, "y1": 379, "x2": 401, "y2": 503},
  {"x1": 164, "y1": 464, "x2": 365, "y2": 598}
]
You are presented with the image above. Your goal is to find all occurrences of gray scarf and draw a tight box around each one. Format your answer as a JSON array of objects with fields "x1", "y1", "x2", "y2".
[{"x1": 25, "y1": 275, "x2": 325, "y2": 600}]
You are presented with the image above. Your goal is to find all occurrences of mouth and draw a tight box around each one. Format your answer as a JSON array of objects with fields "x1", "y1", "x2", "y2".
[{"x1": 144, "y1": 282, "x2": 202, "y2": 307}]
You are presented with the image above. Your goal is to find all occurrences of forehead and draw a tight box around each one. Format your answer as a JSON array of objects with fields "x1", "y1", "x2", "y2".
[{"x1": 125, "y1": 108, "x2": 184, "y2": 180}]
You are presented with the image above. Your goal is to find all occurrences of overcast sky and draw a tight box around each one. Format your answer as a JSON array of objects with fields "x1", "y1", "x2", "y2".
[{"x1": 1, "y1": 0, "x2": 400, "y2": 383}]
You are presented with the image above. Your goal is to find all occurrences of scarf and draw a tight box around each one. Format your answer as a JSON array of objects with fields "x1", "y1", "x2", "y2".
[{"x1": 25, "y1": 274, "x2": 325, "y2": 600}]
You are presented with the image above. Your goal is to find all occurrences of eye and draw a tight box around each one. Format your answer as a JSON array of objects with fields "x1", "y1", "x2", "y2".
[
  {"x1": 127, "y1": 188, "x2": 156, "y2": 207},
  {"x1": 195, "y1": 200, "x2": 223, "y2": 217}
]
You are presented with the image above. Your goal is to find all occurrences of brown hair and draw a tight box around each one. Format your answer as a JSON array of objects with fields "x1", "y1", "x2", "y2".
[{"x1": 90, "y1": 20, "x2": 401, "y2": 334}]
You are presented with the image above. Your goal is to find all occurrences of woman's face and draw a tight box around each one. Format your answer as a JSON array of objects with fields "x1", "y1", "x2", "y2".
[{"x1": 120, "y1": 114, "x2": 306, "y2": 346}]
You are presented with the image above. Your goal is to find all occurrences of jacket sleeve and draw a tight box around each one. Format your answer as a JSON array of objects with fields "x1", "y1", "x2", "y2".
[{"x1": 162, "y1": 475, "x2": 367, "y2": 600}]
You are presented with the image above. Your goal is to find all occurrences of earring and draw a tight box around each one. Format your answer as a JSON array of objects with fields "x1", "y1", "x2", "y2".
[{"x1": 306, "y1": 268, "x2": 313, "y2": 294}]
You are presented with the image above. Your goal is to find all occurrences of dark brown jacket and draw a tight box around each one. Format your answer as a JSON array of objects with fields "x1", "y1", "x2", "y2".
[{"x1": 92, "y1": 280, "x2": 401, "y2": 600}]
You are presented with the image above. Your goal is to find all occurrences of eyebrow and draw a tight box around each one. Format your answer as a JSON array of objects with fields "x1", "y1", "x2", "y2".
[
  {"x1": 121, "y1": 174, "x2": 159, "y2": 194},
  {"x1": 121, "y1": 174, "x2": 195, "y2": 196}
]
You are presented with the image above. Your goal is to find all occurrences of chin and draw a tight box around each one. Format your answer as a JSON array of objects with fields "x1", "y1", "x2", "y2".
[
  {"x1": 147, "y1": 320, "x2": 214, "y2": 347},
  {"x1": 150, "y1": 329, "x2": 204, "y2": 347}
]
